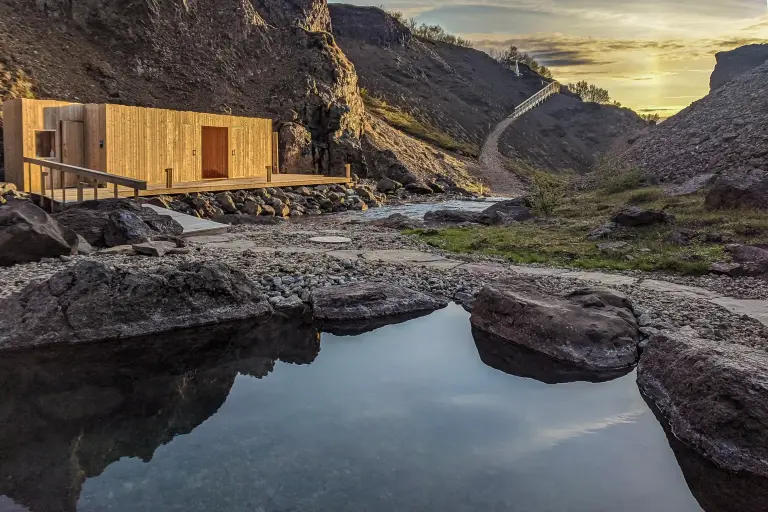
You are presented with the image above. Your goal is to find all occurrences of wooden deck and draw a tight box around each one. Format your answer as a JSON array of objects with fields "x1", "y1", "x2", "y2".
[{"x1": 42, "y1": 174, "x2": 351, "y2": 203}]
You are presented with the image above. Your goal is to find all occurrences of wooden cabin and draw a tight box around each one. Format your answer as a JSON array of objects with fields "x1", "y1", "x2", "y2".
[{"x1": 2, "y1": 99, "x2": 349, "y2": 201}]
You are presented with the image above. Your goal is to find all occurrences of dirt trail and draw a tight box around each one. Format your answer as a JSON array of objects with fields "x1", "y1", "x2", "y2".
[{"x1": 477, "y1": 116, "x2": 527, "y2": 196}]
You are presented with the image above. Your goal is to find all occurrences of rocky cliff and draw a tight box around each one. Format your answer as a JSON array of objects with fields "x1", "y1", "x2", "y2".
[
  {"x1": 0, "y1": 0, "x2": 364, "y2": 173},
  {"x1": 619, "y1": 60, "x2": 768, "y2": 183},
  {"x1": 710, "y1": 44, "x2": 768, "y2": 92}
]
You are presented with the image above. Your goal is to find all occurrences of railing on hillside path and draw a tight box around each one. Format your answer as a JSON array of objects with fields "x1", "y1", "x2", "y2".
[
  {"x1": 23, "y1": 157, "x2": 148, "y2": 212},
  {"x1": 509, "y1": 81, "x2": 561, "y2": 120}
]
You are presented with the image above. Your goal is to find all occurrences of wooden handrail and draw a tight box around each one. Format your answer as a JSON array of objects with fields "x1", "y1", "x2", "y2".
[
  {"x1": 23, "y1": 157, "x2": 148, "y2": 190},
  {"x1": 509, "y1": 81, "x2": 560, "y2": 120}
]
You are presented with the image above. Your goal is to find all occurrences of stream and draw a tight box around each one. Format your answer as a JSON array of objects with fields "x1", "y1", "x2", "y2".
[{"x1": 1, "y1": 304, "x2": 762, "y2": 512}]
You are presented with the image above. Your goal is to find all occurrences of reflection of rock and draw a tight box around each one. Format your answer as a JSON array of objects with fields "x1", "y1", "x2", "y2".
[
  {"x1": 643, "y1": 394, "x2": 768, "y2": 512},
  {"x1": 0, "y1": 314, "x2": 319, "y2": 512},
  {"x1": 471, "y1": 327, "x2": 632, "y2": 384},
  {"x1": 322, "y1": 308, "x2": 438, "y2": 336}
]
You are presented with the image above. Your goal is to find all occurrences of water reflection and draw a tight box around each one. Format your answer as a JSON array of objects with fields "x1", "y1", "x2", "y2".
[
  {"x1": 0, "y1": 314, "x2": 319, "y2": 512},
  {"x1": 472, "y1": 327, "x2": 633, "y2": 384}
]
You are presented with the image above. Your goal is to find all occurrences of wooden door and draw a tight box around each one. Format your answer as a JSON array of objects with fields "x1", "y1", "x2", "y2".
[
  {"x1": 60, "y1": 121, "x2": 84, "y2": 187},
  {"x1": 229, "y1": 127, "x2": 245, "y2": 179}
]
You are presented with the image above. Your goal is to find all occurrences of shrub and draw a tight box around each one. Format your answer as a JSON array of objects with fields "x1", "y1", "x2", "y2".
[
  {"x1": 592, "y1": 153, "x2": 653, "y2": 193},
  {"x1": 530, "y1": 171, "x2": 567, "y2": 216},
  {"x1": 627, "y1": 188, "x2": 664, "y2": 204}
]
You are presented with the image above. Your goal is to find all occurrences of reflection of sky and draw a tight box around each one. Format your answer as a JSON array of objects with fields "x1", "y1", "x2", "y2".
[
  {"x1": 331, "y1": 1, "x2": 768, "y2": 116},
  {"x1": 80, "y1": 304, "x2": 701, "y2": 511}
]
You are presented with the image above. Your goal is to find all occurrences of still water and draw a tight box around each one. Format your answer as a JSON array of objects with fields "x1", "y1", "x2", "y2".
[{"x1": 0, "y1": 305, "x2": 761, "y2": 512}]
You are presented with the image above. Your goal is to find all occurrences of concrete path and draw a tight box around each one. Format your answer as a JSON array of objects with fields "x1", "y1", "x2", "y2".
[
  {"x1": 144, "y1": 204, "x2": 229, "y2": 237},
  {"x1": 190, "y1": 234, "x2": 768, "y2": 327}
]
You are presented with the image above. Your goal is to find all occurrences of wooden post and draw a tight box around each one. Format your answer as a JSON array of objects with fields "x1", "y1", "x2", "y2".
[
  {"x1": 76, "y1": 175, "x2": 84, "y2": 202},
  {"x1": 40, "y1": 168, "x2": 47, "y2": 208},
  {"x1": 26, "y1": 162, "x2": 31, "y2": 194},
  {"x1": 165, "y1": 168, "x2": 173, "y2": 189},
  {"x1": 93, "y1": 181, "x2": 99, "y2": 201},
  {"x1": 50, "y1": 168, "x2": 55, "y2": 211},
  {"x1": 345, "y1": 163, "x2": 352, "y2": 181},
  {"x1": 59, "y1": 170, "x2": 65, "y2": 211},
  {"x1": 133, "y1": 188, "x2": 139, "y2": 201},
  {"x1": 266, "y1": 165, "x2": 273, "y2": 184},
  {"x1": 113, "y1": 183, "x2": 119, "y2": 198},
  {"x1": 272, "y1": 132, "x2": 279, "y2": 174}
]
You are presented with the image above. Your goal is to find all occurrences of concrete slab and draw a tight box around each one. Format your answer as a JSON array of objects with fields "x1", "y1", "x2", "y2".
[
  {"x1": 143, "y1": 204, "x2": 229, "y2": 237},
  {"x1": 310, "y1": 236, "x2": 353, "y2": 244},
  {"x1": 361, "y1": 250, "x2": 464, "y2": 270},
  {"x1": 510, "y1": 265, "x2": 570, "y2": 277},
  {"x1": 455, "y1": 262, "x2": 510, "y2": 275},
  {"x1": 639, "y1": 279, "x2": 719, "y2": 299},
  {"x1": 711, "y1": 297, "x2": 768, "y2": 326},
  {"x1": 326, "y1": 250, "x2": 364, "y2": 261}
]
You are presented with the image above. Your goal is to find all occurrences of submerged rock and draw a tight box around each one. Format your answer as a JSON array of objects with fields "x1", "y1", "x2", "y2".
[
  {"x1": 638, "y1": 331, "x2": 768, "y2": 478},
  {"x1": 0, "y1": 200, "x2": 79, "y2": 266},
  {"x1": 311, "y1": 282, "x2": 447, "y2": 332},
  {"x1": 470, "y1": 282, "x2": 641, "y2": 371},
  {"x1": 0, "y1": 261, "x2": 273, "y2": 349}
]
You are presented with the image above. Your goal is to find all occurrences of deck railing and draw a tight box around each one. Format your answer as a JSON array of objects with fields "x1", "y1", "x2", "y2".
[
  {"x1": 23, "y1": 157, "x2": 147, "y2": 212},
  {"x1": 509, "y1": 81, "x2": 561, "y2": 120}
]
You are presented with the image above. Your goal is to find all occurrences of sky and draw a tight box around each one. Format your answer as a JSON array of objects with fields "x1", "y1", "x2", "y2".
[{"x1": 335, "y1": 1, "x2": 768, "y2": 116}]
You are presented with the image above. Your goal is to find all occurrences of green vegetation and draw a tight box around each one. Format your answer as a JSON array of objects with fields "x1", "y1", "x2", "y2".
[
  {"x1": 408, "y1": 162, "x2": 768, "y2": 275},
  {"x1": 592, "y1": 153, "x2": 655, "y2": 193},
  {"x1": 388, "y1": 10, "x2": 474, "y2": 48},
  {"x1": 567, "y1": 80, "x2": 612, "y2": 104},
  {"x1": 641, "y1": 113, "x2": 661, "y2": 124},
  {"x1": 362, "y1": 91, "x2": 480, "y2": 157},
  {"x1": 491, "y1": 45, "x2": 553, "y2": 79}
]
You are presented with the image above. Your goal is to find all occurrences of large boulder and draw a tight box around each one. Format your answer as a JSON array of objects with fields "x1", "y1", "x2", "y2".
[
  {"x1": 470, "y1": 282, "x2": 641, "y2": 371},
  {"x1": 479, "y1": 198, "x2": 533, "y2": 224},
  {"x1": 0, "y1": 200, "x2": 78, "y2": 266},
  {"x1": 0, "y1": 261, "x2": 273, "y2": 349},
  {"x1": 705, "y1": 170, "x2": 768, "y2": 211},
  {"x1": 612, "y1": 206, "x2": 673, "y2": 227},
  {"x1": 638, "y1": 332, "x2": 768, "y2": 477},
  {"x1": 311, "y1": 282, "x2": 447, "y2": 332},
  {"x1": 54, "y1": 200, "x2": 183, "y2": 247},
  {"x1": 424, "y1": 209, "x2": 483, "y2": 224}
]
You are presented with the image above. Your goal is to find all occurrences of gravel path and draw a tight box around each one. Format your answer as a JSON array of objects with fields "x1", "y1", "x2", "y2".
[
  {"x1": 2, "y1": 216, "x2": 767, "y2": 351},
  {"x1": 478, "y1": 116, "x2": 527, "y2": 196}
]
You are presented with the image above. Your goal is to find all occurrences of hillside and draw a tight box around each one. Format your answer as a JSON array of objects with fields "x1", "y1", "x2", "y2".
[
  {"x1": 499, "y1": 93, "x2": 646, "y2": 174},
  {"x1": 620, "y1": 59, "x2": 768, "y2": 183},
  {"x1": 329, "y1": 3, "x2": 543, "y2": 150}
]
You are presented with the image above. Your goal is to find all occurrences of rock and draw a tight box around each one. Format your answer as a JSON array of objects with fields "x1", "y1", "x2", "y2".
[
  {"x1": 52, "y1": 208, "x2": 111, "y2": 246},
  {"x1": 612, "y1": 206, "x2": 673, "y2": 227},
  {"x1": 214, "y1": 192, "x2": 238, "y2": 214},
  {"x1": 103, "y1": 210, "x2": 153, "y2": 247},
  {"x1": 710, "y1": 44, "x2": 768, "y2": 91},
  {"x1": 260, "y1": 204, "x2": 276, "y2": 216},
  {"x1": 279, "y1": 122, "x2": 314, "y2": 173},
  {"x1": 470, "y1": 282, "x2": 641, "y2": 371},
  {"x1": 142, "y1": 213, "x2": 184, "y2": 238},
  {"x1": 97, "y1": 245, "x2": 137, "y2": 256},
  {"x1": 424, "y1": 209, "x2": 483, "y2": 224},
  {"x1": 404, "y1": 182, "x2": 434, "y2": 195},
  {"x1": 666, "y1": 174, "x2": 715, "y2": 197},
  {"x1": 598, "y1": 241, "x2": 631, "y2": 254},
  {"x1": 710, "y1": 261, "x2": 743, "y2": 276},
  {"x1": 0, "y1": 261, "x2": 273, "y2": 349},
  {"x1": 132, "y1": 241, "x2": 177, "y2": 257},
  {"x1": 144, "y1": 195, "x2": 174, "y2": 209},
  {"x1": 705, "y1": 170, "x2": 768, "y2": 211},
  {"x1": 76, "y1": 235, "x2": 94, "y2": 255},
  {"x1": 587, "y1": 222, "x2": 618, "y2": 241},
  {"x1": 0, "y1": 201, "x2": 79, "y2": 266},
  {"x1": 312, "y1": 282, "x2": 448, "y2": 328},
  {"x1": 666, "y1": 229, "x2": 696, "y2": 246},
  {"x1": 638, "y1": 331, "x2": 768, "y2": 477},
  {"x1": 354, "y1": 185, "x2": 376, "y2": 202},
  {"x1": 242, "y1": 199, "x2": 262, "y2": 216},
  {"x1": 725, "y1": 244, "x2": 768, "y2": 276},
  {"x1": 309, "y1": 236, "x2": 352, "y2": 244},
  {"x1": 369, "y1": 213, "x2": 423, "y2": 230},
  {"x1": 480, "y1": 199, "x2": 533, "y2": 224}
]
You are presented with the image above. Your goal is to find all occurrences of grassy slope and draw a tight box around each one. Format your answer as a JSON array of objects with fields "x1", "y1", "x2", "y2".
[
  {"x1": 409, "y1": 186, "x2": 768, "y2": 275},
  {"x1": 363, "y1": 94, "x2": 480, "y2": 157}
]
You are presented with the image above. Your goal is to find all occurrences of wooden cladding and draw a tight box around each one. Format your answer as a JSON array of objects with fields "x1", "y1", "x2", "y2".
[{"x1": 2, "y1": 99, "x2": 275, "y2": 191}]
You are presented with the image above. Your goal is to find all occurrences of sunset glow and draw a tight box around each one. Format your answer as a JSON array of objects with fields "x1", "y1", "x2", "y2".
[{"x1": 339, "y1": 1, "x2": 768, "y2": 116}]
